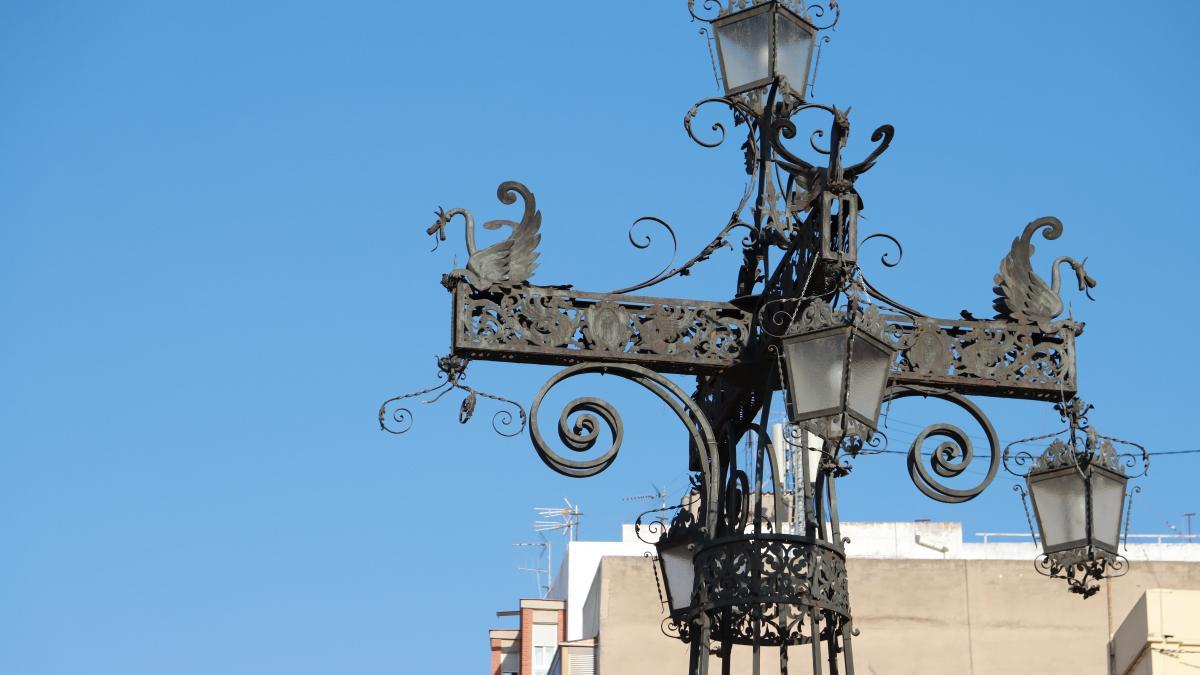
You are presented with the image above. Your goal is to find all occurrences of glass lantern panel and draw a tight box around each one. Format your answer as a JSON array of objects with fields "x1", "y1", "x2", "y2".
[
  {"x1": 846, "y1": 334, "x2": 892, "y2": 428},
  {"x1": 1089, "y1": 469, "x2": 1127, "y2": 552},
  {"x1": 783, "y1": 331, "x2": 847, "y2": 422},
  {"x1": 716, "y1": 11, "x2": 772, "y2": 91},
  {"x1": 1029, "y1": 472, "x2": 1088, "y2": 550},
  {"x1": 658, "y1": 541, "x2": 695, "y2": 613},
  {"x1": 775, "y1": 14, "x2": 815, "y2": 94}
]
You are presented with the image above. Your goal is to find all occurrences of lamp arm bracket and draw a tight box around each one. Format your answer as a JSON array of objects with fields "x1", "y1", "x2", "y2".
[
  {"x1": 528, "y1": 362, "x2": 723, "y2": 534},
  {"x1": 883, "y1": 385, "x2": 1000, "y2": 504}
]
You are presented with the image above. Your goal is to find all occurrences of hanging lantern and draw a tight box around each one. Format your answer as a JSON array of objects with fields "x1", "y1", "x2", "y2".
[{"x1": 780, "y1": 300, "x2": 895, "y2": 442}]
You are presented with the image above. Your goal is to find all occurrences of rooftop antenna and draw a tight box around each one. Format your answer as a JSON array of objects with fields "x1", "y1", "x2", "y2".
[
  {"x1": 1184, "y1": 512, "x2": 1196, "y2": 542},
  {"x1": 512, "y1": 537, "x2": 551, "y2": 598},
  {"x1": 623, "y1": 484, "x2": 669, "y2": 525},
  {"x1": 535, "y1": 497, "x2": 583, "y2": 542}
]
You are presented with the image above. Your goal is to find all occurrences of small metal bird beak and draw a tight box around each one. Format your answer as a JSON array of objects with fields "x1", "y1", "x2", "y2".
[
  {"x1": 428, "y1": 207, "x2": 449, "y2": 251},
  {"x1": 1078, "y1": 258, "x2": 1097, "y2": 299}
]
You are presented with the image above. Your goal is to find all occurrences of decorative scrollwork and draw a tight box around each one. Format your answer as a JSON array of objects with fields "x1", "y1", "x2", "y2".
[
  {"x1": 1001, "y1": 402, "x2": 1148, "y2": 480},
  {"x1": 378, "y1": 354, "x2": 527, "y2": 437},
  {"x1": 805, "y1": 0, "x2": 841, "y2": 30},
  {"x1": 615, "y1": 216, "x2": 678, "y2": 291},
  {"x1": 663, "y1": 616, "x2": 690, "y2": 642},
  {"x1": 687, "y1": 0, "x2": 841, "y2": 31},
  {"x1": 1035, "y1": 550, "x2": 1128, "y2": 599},
  {"x1": 888, "y1": 314, "x2": 1077, "y2": 400},
  {"x1": 684, "y1": 97, "x2": 746, "y2": 148},
  {"x1": 687, "y1": 0, "x2": 725, "y2": 23},
  {"x1": 694, "y1": 533, "x2": 850, "y2": 646},
  {"x1": 611, "y1": 216, "x2": 754, "y2": 295},
  {"x1": 884, "y1": 387, "x2": 999, "y2": 504},
  {"x1": 528, "y1": 363, "x2": 722, "y2": 532},
  {"x1": 809, "y1": 128, "x2": 830, "y2": 155},
  {"x1": 843, "y1": 124, "x2": 895, "y2": 180},
  {"x1": 860, "y1": 233, "x2": 904, "y2": 268},
  {"x1": 454, "y1": 281, "x2": 752, "y2": 375}
]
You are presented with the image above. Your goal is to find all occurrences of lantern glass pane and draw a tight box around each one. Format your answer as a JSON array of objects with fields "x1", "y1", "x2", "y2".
[
  {"x1": 659, "y1": 541, "x2": 695, "y2": 613},
  {"x1": 775, "y1": 14, "x2": 814, "y2": 94},
  {"x1": 846, "y1": 334, "x2": 891, "y2": 428},
  {"x1": 716, "y1": 12, "x2": 771, "y2": 91},
  {"x1": 783, "y1": 331, "x2": 847, "y2": 421},
  {"x1": 1090, "y1": 469, "x2": 1127, "y2": 552},
  {"x1": 1030, "y1": 471, "x2": 1087, "y2": 550}
]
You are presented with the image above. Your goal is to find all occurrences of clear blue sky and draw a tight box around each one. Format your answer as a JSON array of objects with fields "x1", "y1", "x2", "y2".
[{"x1": 2, "y1": 2, "x2": 1198, "y2": 673}]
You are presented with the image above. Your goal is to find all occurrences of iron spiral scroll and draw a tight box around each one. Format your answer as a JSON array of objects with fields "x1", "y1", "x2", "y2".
[
  {"x1": 884, "y1": 387, "x2": 1001, "y2": 504},
  {"x1": 527, "y1": 362, "x2": 723, "y2": 531},
  {"x1": 377, "y1": 354, "x2": 527, "y2": 437}
]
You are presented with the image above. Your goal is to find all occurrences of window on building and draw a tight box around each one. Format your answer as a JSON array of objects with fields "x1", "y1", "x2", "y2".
[{"x1": 532, "y1": 623, "x2": 558, "y2": 675}]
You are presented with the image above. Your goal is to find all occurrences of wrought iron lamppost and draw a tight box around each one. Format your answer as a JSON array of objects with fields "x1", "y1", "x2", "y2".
[{"x1": 380, "y1": 2, "x2": 1142, "y2": 673}]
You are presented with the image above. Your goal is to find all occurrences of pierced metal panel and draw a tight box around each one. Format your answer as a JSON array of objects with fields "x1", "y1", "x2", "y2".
[
  {"x1": 452, "y1": 281, "x2": 1079, "y2": 400},
  {"x1": 452, "y1": 281, "x2": 752, "y2": 375},
  {"x1": 694, "y1": 533, "x2": 850, "y2": 646},
  {"x1": 889, "y1": 315, "x2": 1078, "y2": 401}
]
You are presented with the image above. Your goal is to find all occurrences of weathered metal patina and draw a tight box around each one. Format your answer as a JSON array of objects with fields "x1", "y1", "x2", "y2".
[{"x1": 381, "y1": 2, "x2": 1139, "y2": 673}]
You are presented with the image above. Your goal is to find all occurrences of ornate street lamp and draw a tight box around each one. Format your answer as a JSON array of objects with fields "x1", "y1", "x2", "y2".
[
  {"x1": 383, "y1": 1, "x2": 1142, "y2": 672},
  {"x1": 651, "y1": 512, "x2": 703, "y2": 620},
  {"x1": 1006, "y1": 401, "x2": 1148, "y2": 598},
  {"x1": 779, "y1": 296, "x2": 895, "y2": 442},
  {"x1": 708, "y1": 0, "x2": 820, "y2": 98}
]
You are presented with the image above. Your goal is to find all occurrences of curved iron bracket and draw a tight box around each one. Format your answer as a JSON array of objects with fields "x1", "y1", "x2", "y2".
[
  {"x1": 528, "y1": 362, "x2": 723, "y2": 536},
  {"x1": 883, "y1": 386, "x2": 1000, "y2": 504}
]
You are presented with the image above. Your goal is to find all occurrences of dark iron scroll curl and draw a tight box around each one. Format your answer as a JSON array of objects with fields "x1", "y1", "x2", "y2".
[
  {"x1": 884, "y1": 386, "x2": 1000, "y2": 504},
  {"x1": 529, "y1": 362, "x2": 722, "y2": 533},
  {"x1": 805, "y1": 0, "x2": 841, "y2": 30},
  {"x1": 687, "y1": 0, "x2": 724, "y2": 22},
  {"x1": 687, "y1": 0, "x2": 841, "y2": 31},
  {"x1": 843, "y1": 124, "x2": 895, "y2": 180},
  {"x1": 860, "y1": 232, "x2": 904, "y2": 268},
  {"x1": 1035, "y1": 551, "x2": 1128, "y2": 599},
  {"x1": 378, "y1": 355, "x2": 526, "y2": 437},
  {"x1": 684, "y1": 97, "x2": 746, "y2": 149},
  {"x1": 611, "y1": 215, "x2": 755, "y2": 295}
]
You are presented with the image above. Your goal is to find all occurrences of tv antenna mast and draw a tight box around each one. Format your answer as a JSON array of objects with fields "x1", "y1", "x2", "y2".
[
  {"x1": 535, "y1": 497, "x2": 583, "y2": 541},
  {"x1": 623, "y1": 484, "x2": 669, "y2": 524},
  {"x1": 512, "y1": 537, "x2": 551, "y2": 597}
]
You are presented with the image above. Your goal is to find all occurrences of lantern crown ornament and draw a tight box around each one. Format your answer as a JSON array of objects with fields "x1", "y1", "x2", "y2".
[{"x1": 1005, "y1": 399, "x2": 1149, "y2": 598}]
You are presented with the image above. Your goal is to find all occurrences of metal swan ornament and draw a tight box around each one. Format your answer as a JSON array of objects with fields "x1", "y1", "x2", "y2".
[
  {"x1": 992, "y1": 216, "x2": 1096, "y2": 332},
  {"x1": 426, "y1": 180, "x2": 541, "y2": 291}
]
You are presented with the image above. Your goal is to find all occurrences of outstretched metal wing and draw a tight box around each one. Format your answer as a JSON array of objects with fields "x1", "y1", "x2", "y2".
[
  {"x1": 468, "y1": 181, "x2": 541, "y2": 287},
  {"x1": 992, "y1": 217, "x2": 1062, "y2": 327}
]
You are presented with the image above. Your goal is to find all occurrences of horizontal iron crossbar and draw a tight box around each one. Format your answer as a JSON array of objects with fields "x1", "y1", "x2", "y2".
[{"x1": 451, "y1": 282, "x2": 1077, "y2": 400}]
